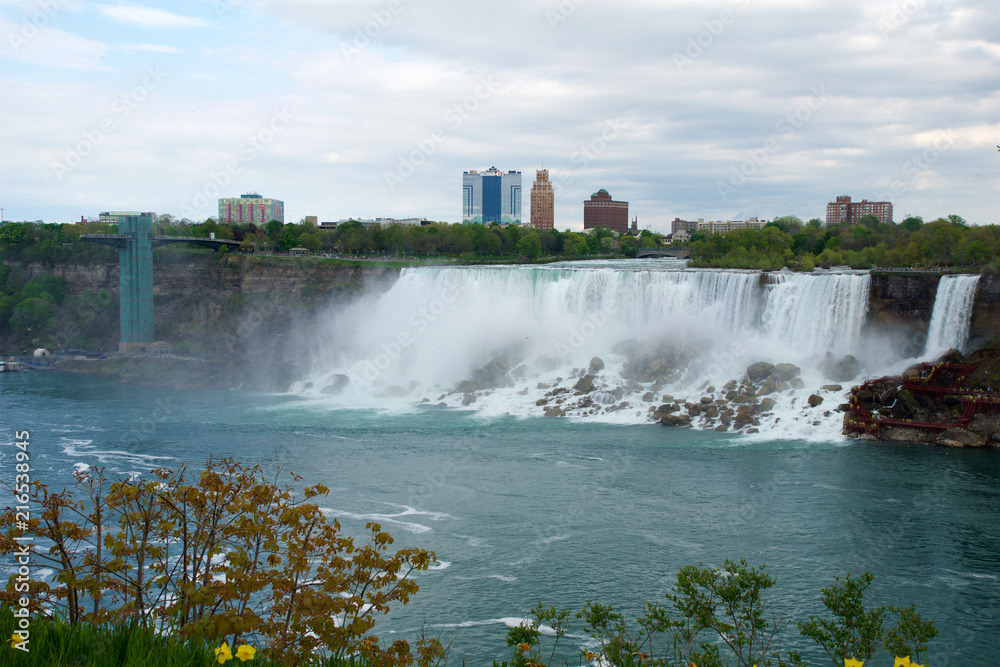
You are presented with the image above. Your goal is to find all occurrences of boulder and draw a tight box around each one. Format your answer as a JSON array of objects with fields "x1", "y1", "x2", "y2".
[
  {"x1": 535, "y1": 399, "x2": 548, "y2": 406},
  {"x1": 544, "y1": 406, "x2": 565, "y2": 417},
  {"x1": 939, "y1": 349, "x2": 964, "y2": 364},
  {"x1": 573, "y1": 374, "x2": 596, "y2": 394},
  {"x1": 967, "y1": 414, "x2": 1000, "y2": 441},
  {"x1": 659, "y1": 413, "x2": 692, "y2": 427},
  {"x1": 649, "y1": 357, "x2": 672, "y2": 374},
  {"x1": 772, "y1": 363, "x2": 801, "y2": 382},
  {"x1": 700, "y1": 396, "x2": 713, "y2": 405},
  {"x1": 642, "y1": 391, "x2": 655, "y2": 402},
  {"x1": 790, "y1": 378, "x2": 805, "y2": 390},
  {"x1": 807, "y1": 394, "x2": 823, "y2": 407},
  {"x1": 820, "y1": 384, "x2": 843, "y2": 392},
  {"x1": 462, "y1": 393, "x2": 477, "y2": 406},
  {"x1": 776, "y1": 381, "x2": 790, "y2": 393},
  {"x1": 589, "y1": 356, "x2": 605, "y2": 373},
  {"x1": 759, "y1": 397, "x2": 777, "y2": 411},
  {"x1": 935, "y1": 428, "x2": 986, "y2": 448},
  {"x1": 747, "y1": 361, "x2": 775, "y2": 383},
  {"x1": 320, "y1": 374, "x2": 350, "y2": 395},
  {"x1": 828, "y1": 355, "x2": 860, "y2": 382}
]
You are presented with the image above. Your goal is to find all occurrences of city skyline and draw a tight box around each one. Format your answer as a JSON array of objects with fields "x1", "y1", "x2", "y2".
[{"x1": 0, "y1": 1, "x2": 997, "y2": 234}]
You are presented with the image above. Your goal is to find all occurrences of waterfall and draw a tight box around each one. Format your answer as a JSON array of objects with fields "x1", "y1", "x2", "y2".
[
  {"x1": 924, "y1": 274, "x2": 981, "y2": 357},
  {"x1": 292, "y1": 263, "x2": 877, "y2": 435}
]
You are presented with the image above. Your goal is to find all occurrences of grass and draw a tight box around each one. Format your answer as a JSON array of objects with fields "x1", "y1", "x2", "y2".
[{"x1": 0, "y1": 609, "x2": 374, "y2": 667}]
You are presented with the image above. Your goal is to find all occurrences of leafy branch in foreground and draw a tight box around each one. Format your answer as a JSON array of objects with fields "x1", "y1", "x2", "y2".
[{"x1": 0, "y1": 459, "x2": 443, "y2": 666}]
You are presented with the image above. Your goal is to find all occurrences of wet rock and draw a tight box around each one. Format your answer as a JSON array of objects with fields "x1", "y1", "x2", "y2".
[
  {"x1": 747, "y1": 361, "x2": 775, "y2": 383},
  {"x1": 544, "y1": 406, "x2": 564, "y2": 417},
  {"x1": 759, "y1": 378, "x2": 777, "y2": 396},
  {"x1": 700, "y1": 396, "x2": 713, "y2": 405},
  {"x1": 589, "y1": 356, "x2": 605, "y2": 373},
  {"x1": 320, "y1": 374, "x2": 350, "y2": 395},
  {"x1": 820, "y1": 384, "x2": 843, "y2": 392},
  {"x1": 706, "y1": 385, "x2": 715, "y2": 394},
  {"x1": 807, "y1": 394, "x2": 823, "y2": 407},
  {"x1": 790, "y1": 378, "x2": 805, "y2": 390},
  {"x1": 643, "y1": 391, "x2": 655, "y2": 402},
  {"x1": 772, "y1": 363, "x2": 801, "y2": 382},
  {"x1": 659, "y1": 413, "x2": 692, "y2": 427},
  {"x1": 723, "y1": 380, "x2": 737, "y2": 391},
  {"x1": 462, "y1": 393, "x2": 477, "y2": 406},
  {"x1": 759, "y1": 397, "x2": 777, "y2": 412},
  {"x1": 650, "y1": 358, "x2": 672, "y2": 374},
  {"x1": 897, "y1": 389, "x2": 921, "y2": 414},
  {"x1": 536, "y1": 399, "x2": 548, "y2": 406},
  {"x1": 661, "y1": 394, "x2": 674, "y2": 403},
  {"x1": 703, "y1": 406, "x2": 719, "y2": 419},
  {"x1": 455, "y1": 380, "x2": 480, "y2": 393},
  {"x1": 967, "y1": 414, "x2": 1000, "y2": 442},
  {"x1": 940, "y1": 349, "x2": 964, "y2": 364},
  {"x1": 828, "y1": 355, "x2": 860, "y2": 382},
  {"x1": 715, "y1": 424, "x2": 729, "y2": 432},
  {"x1": 776, "y1": 381, "x2": 790, "y2": 393},
  {"x1": 935, "y1": 428, "x2": 986, "y2": 448}
]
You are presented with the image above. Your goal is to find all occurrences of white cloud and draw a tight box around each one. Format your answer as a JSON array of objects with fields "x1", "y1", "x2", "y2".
[
  {"x1": 120, "y1": 43, "x2": 181, "y2": 53},
  {"x1": 97, "y1": 4, "x2": 210, "y2": 28}
]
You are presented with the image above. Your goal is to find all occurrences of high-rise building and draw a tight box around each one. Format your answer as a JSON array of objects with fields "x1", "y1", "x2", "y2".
[
  {"x1": 218, "y1": 194, "x2": 284, "y2": 225},
  {"x1": 826, "y1": 195, "x2": 893, "y2": 226},
  {"x1": 462, "y1": 167, "x2": 521, "y2": 224},
  {"x1": 530, "y1": 169, "x2": 554, "y2": 231},
  {"x1": 583, "y1": 189, "x2": 628, "y2": 233}
]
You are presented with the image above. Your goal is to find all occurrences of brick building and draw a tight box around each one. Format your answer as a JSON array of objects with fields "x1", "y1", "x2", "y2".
[
  {"x1": 826, "y1": 196, "x2": 893, "y2": 226},
  {"x1": 583, "y1": 189, "x2": 629, "y2": 233}
]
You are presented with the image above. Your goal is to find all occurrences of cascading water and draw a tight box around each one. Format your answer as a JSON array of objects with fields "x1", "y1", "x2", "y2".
[
  {"x1": 292, "y1": 262, "x2": 885, "y2": 439},
  {"x1": 924, "y1": 274, "x2": 981, "y2": 357}
]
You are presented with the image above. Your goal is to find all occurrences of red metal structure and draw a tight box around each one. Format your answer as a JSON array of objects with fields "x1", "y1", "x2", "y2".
[{"x1": 843, "y1": 362, "x2": 1000, "y2": 436}]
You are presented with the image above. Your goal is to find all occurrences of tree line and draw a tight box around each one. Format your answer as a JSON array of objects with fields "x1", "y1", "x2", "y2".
[
  {"x1": 0, "y1": 217, "x2": 667, "y2": 264},
  {"x1": 689, "y1": 214, "x2": 1000, "y2": 271}
]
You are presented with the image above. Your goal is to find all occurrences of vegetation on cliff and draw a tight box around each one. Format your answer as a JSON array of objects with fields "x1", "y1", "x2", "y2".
[{"x1": 690, "y1": 215, "x2": 1000, "y2": 271}]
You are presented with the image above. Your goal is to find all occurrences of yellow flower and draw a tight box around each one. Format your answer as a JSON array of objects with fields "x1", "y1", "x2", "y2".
[
  {"x1": 845, "y1": 659, "x2": 865, "y2": 667},
  {"x1": 895, "y1": 657, "x2": 911, "y2": 667},
  {"x1": 215, "y1": 642, "x2": 233, "y2": 664},
  {"x1": 235, "y1": 644, "x2": 256, "y2": 662},
  {"x1": 9, "y1": 633, "x2": 26, "y2": 649},
  {"x1": 516, "y1": 642, "x2": 532, "y2": 652},
  {"x1": 585, "y1": 651, "x2": 599, "y2": 660}
]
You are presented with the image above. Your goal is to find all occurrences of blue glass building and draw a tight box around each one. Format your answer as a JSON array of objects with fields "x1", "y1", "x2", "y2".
[{"x1": 462, "y1": 167, "x2": 521, "y2": 224}]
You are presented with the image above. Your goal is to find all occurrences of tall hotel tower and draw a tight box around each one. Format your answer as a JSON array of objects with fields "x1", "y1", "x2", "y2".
[
  {"x1": 462, "y1": 167, "x2": 522, "y2": 224},
  {"x1": 530, "y1": 169, "x2": 554, "y2": 231}
]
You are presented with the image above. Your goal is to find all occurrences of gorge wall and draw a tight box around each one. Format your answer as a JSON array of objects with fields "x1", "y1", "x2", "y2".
[
  {"x1": 11, "y1": 255, "x2": 399, "y2": 298},
  {"x1": 868, "y1": 271, "x2": 999, "y2": 351}
]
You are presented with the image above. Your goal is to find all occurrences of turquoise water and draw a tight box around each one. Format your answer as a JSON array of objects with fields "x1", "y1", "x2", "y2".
[{"x1": 2, "y1": 370, "x2": 999, "y2": 664}]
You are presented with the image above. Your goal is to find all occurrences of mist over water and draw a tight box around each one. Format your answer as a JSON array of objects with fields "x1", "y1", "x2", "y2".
[{"x1": 290, "y1": 261, "x2": 968, "y2": 441}]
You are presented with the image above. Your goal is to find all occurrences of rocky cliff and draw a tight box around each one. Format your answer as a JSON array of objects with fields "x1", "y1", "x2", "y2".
[
  {"x1": 11, "y1": 255, "x2": 399, "y2": 297},
  {"x1": 867, "y1": 271, "x2": 999, "y2": 355}
]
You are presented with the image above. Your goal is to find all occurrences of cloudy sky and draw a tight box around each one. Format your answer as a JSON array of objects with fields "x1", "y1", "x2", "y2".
[{"x1": 1, "y1": 0, "x2": 997, "y2": 232}]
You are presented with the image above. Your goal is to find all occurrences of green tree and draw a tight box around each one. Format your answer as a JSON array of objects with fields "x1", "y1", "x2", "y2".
[
  {"x1": 798, "y1": 572, "x2": 887, "y2": 666},
  {"x1": 901, "y1": 216, "x2": 924, "y2": 232},
  {"x1": 858, "y1": 214, "x2": 880, "y2": 229},
  {"x1": 517, "y1": 233, "x2": 542, "y2": 262}
]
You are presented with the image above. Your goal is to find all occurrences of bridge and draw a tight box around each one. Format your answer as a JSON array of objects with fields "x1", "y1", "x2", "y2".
[
  {"x1": 81, "y1": 234, "x2": 242, "y2": 251},
  {"x1": 635, "y1": 247, "x2": 691, "y2": 259}
]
